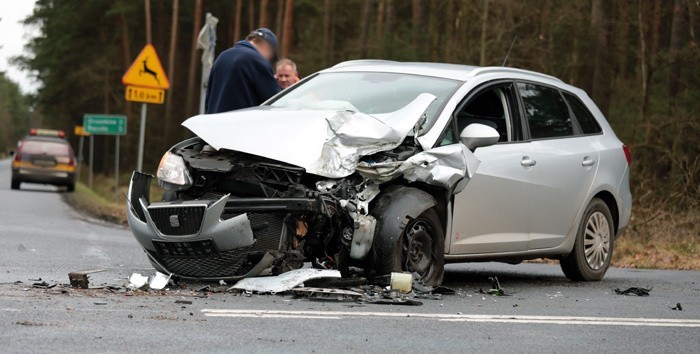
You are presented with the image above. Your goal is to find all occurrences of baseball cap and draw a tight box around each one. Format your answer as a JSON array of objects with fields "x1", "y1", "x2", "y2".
[{"x1": 247, "y1": 28, "x2": 279, "y2": 61}]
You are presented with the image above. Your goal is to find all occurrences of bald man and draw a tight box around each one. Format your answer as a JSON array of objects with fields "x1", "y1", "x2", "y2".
[{"x1": 275, "y1": 58, "x2": 300, "y2": 89}]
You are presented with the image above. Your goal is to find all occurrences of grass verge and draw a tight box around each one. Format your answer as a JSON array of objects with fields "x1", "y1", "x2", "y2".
[{"x1": 63, "y1": 182, "x2": 127, "y2": 225}]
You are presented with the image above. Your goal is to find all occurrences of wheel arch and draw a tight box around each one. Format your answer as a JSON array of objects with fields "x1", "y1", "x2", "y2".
[{"x1": 592, "y1": 190, "x2": 619, "y2": 235}]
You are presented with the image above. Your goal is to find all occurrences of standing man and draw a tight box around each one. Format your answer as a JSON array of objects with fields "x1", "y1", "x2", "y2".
[
  {"x1": 275, "y1": 59, "x2": 300, "y2": 89},
  {"x1": 205, "y1": 28, "x2": 281, "y2": 114}
]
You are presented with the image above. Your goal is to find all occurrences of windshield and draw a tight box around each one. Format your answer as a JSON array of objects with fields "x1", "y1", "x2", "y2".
[{"x1": 269, "y1": 72, "x2": 461, "y2": 128}]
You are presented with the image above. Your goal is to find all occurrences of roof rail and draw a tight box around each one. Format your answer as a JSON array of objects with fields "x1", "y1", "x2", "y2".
[
  {"x1": 332, "y1": 59, "x2": 397, "y2": 68},
  {"x1": 468, "y1": 66, "x2": 563, "y2": 82}
]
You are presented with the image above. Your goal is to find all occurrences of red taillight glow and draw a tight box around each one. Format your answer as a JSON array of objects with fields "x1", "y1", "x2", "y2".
[{"x1": 623, "y1": 145, "x2": 632, "y2": 166}]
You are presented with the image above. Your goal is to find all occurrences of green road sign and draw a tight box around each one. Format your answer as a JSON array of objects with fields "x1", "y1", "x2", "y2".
[{"x1": 83, "y1": 114, "x2": 127, "y2": 135}]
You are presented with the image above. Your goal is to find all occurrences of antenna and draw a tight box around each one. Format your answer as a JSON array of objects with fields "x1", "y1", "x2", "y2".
[{"x1": 502, "y1": 36, "x2": 518, "y2": 67}]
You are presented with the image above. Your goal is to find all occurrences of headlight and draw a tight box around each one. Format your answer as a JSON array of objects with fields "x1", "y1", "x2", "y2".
[{"x1": 157, "y1": 152, "x2": 192, "y2": 191}]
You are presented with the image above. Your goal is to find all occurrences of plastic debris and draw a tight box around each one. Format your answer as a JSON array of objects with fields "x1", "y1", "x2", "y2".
[
  {"x1": 292, "y1": 287, "x2": 363, "y2": 301},
  {"x1": 669, "y1": 303, "x2": 683, "y2": 311},
  {"x1": 614, "y1": 287, "x2": 651, "y2": 296},
  {"x1": 127, "y1": 273, "x2": 149, "y2": 290},
  {"x1": 149, "y1": 272, "x2": 172, "y2": 290},
  {"x1": 390, "y1": 272, "x2": 412, "y2": 293},
  {"x1": 228, "y1": 268, "x2": 341, "y2": 294},
  {"x1": 32, "y1": 281, "x2": 56, "y2": 289}
]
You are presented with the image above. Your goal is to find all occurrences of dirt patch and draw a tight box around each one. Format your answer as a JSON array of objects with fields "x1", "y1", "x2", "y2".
[{"x1": 62, "y1": 183, "x2": 126, "y2": 225}]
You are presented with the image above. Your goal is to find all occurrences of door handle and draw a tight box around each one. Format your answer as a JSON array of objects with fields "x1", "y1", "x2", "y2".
[
  {"x1": 521, "y1": 156, "x2": 536, "y2": 167},
  {"x1": 582, "y1": 157, "x2": 595, "y2": 167}
]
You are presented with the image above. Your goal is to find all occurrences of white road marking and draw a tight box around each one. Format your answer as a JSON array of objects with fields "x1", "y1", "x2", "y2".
[{"x1": 202, "y1": 309, "x2": 700, "y2": 328}]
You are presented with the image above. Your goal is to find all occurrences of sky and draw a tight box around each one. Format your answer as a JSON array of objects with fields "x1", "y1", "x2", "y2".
[{"x1": 0, "y1": 0, "x2": 38, "y2": 94}]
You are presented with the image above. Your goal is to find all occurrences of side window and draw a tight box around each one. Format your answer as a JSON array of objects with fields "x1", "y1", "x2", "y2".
[
  {"x1": 562, "y1": 92, "x2": 602, "y2": 135},
  {"x1": 517, "y1": 82, "x2": 573, "y2": 139}
]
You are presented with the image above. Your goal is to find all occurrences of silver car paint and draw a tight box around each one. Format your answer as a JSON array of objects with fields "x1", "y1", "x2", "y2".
[
  {"x1": 314, "y1": 62, "x2": 630, "y2": 260},
  {"x1": 182, "y1": 93, "x2": 437, "y2": 178}
]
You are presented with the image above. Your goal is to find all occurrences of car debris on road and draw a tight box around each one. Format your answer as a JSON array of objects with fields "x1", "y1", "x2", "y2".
[{"x1": 614, "y1": 287, "x2": 652, "y2": 296}]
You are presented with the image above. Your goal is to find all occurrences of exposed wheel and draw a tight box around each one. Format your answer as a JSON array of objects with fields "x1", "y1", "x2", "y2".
[
  {"x1": 373, "y1": 207, "x2": 445, "y2": 286},
  {"x1": 11, "y1": 179, "x2": 20, "y2": 190},
  {"x1": 560, "y1": 198, "x2": 614, "y2": 281}
]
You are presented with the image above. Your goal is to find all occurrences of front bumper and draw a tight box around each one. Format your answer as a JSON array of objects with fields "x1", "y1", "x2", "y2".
[{"x1": 126, "y1": 172, "x2": 317, "y2": 280}]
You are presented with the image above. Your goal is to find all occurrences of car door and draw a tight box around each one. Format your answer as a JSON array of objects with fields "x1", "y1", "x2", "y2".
[
  {"x1": 516, "y1": 82, "x2": 599, "y2": 249},
  {"x1": 447, "y1": 82, "x2": 537, "y2": 255}
]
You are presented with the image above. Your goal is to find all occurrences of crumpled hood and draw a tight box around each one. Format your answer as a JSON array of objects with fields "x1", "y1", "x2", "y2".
[{"x1": 182, "y1": 93, "x2": 436, "y2": 178}]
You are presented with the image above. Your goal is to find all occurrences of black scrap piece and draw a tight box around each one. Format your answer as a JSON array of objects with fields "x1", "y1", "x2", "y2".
[
  {"x1": 175, "y1": 300, "x2": 193, "y2": 305},
  {"x1": 32, "y1": 281, "x2": 56, "y2": 289},
  {"x1": 361, "y1": 298, "x2": 423, "y2": 306},
  {"x1": 669, "y1": 303, "x2": 683, "y2": 311},
  {"x1": 614, "y1": 287, "x2": 652, "y2": 296},
  {"x1": 413, "y1": 282, "x2": 456, "y2": 295}
]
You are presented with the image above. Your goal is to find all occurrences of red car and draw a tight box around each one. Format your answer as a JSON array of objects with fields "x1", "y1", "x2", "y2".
[{"x1": 11, "y1": 129, "x2": 77, "y2": 192}]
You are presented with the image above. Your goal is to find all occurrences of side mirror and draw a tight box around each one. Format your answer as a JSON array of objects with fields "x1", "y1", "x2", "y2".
[{"x1": 460, "y1": 123, "x2": 499, "y2": 150}]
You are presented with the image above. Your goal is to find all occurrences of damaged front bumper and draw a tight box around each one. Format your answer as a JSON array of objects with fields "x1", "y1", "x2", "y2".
[{"x1": 127, "y1": 172, "x2": 320, "y2": 281}]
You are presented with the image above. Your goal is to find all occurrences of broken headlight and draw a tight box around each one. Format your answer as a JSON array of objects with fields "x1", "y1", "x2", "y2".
[{"x1": 156, "y1": 152, "x2": 193, "y2": 191}]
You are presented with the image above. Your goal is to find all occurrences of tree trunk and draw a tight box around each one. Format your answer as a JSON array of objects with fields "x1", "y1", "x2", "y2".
[
  {"x1": 669, "y1": 0, "x2": 688, "y2": 101},
  {"x1": 234, "y1": 0, "x2": 243, "y2": 40},
  {"x1": 164, "y1": 0, "x2": 179, "y2": 144},
  {"x1": 376, "y1": 0, "x2": 386, "y2": 57},
  {"x1": 275, "y1": 0, "x2": 284, "y2": 35},
  {"x1": 322, "y1": 0, "x2": 331, "y2": 66},
  {"x1": 590, "y1": 0, "x2": 612, "y2": 116},
  {"x1": 185, "y1": 0, "x2": 203, "y2": 118},
  {"x1": 144, "y1": 0, "x2": 152, "y2": 43},
  {"x1": 359, "y1": 0, "x2": 371, "y2": 57},
  {"x1": 248, "y1": 0, "x2": 255, "y2": 30},
  {"x1": 412, "y1": 0, "x2": 423, "y2": 58},
  {"x1": 479, "y1": 0, "x2": 490, "y2": 66},
  {"x1": 259, "y1": 0, "x2": 269, "y2": 27},
  {"x1": 281, "y1": 0, "x2": 294, "y2": 58}
]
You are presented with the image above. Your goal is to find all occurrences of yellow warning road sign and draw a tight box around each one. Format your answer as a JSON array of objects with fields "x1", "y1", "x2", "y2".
[
  {"x1": 125, "y1": 85, "x2": 165, "y2": 104},
  {"x1": 122, "y1": 44, "x2": 170, "y2": 89},
  {"x1": 74, "y1": 125, "x2": 90, "y2": 136}
]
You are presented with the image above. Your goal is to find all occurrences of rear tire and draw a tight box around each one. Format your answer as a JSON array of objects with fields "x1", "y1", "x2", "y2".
[
  {"x1": 66, "y1": 183, "x2": 75, "y2": 192},
  {"x1": 560, "y1": 198, "x2": 614, "y2": 281},
  {"x1": 11, "y1": 179, "x2": 20, "y2": 190},
  {"x1": 373, "y1": 207, "x2": 445, "y2": 286}
]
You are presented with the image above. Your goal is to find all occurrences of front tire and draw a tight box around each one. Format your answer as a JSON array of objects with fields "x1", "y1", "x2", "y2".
[
  {"x1": 560, "y1": 198, "x2": 614, "y2": 281},
  {"x1": 11, "y1": 179, "x2": 20, "y2": 190},
  {"x1": 373, "y1": 207, "x2": 445, "y2": 286}
]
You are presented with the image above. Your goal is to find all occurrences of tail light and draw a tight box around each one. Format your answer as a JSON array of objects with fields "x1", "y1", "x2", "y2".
[
  {"x1": 68, "y1": 154, "x2": 75, "y2": 166},
  {"x1": 13, "y1": 144, "x2": 22, "y2": 161},
  {"x1": 622, "y1": 145, "x2": 632, "y2": 166}
]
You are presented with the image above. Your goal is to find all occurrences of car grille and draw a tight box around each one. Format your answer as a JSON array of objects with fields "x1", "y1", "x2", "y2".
[
  {"x1": 149, "y1": 245, "x2": 255, "y2": 278},
  {"x1": 148, "y1": 206, "x2": 205, "y2": 236},
  {"x1": 148, "y1": 213, "x2": 284, "y2": 278}
]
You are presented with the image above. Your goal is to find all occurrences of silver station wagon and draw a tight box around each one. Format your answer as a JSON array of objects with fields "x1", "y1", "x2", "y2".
[{"x1": 127, "y1": 60, "x2": 632, "y2": 286}]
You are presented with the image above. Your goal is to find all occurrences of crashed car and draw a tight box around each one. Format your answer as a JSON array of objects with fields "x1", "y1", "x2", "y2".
[{"x1": 127, "y1": 60, "x2": 631, "y2": 286}]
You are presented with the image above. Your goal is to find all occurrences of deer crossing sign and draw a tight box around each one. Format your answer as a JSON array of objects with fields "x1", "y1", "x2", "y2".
[{"x1": 122, "y1": 44, "x2": 170, "y2": 104}]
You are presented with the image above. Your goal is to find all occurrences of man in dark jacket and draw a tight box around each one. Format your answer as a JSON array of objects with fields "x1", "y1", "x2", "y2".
[{"x1": 205, "y1": 28, "x2": 281, "y2": 113}]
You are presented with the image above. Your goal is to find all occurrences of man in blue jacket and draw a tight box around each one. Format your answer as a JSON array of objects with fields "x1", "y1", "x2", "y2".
[{"x1": 205, "y1": 28, "x2": 281, "y2": 114}]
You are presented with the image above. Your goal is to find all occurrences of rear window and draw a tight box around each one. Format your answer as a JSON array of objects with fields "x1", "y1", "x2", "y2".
[
  {"x1": 20, "y1": 140, "x2": 70, "y2": 156},
  {"x1": 562, "y1": 92, "x2": 603, "y2": 135},
  {"x1": 517, "y1": 82, "x2": 573, "y2": 139}
]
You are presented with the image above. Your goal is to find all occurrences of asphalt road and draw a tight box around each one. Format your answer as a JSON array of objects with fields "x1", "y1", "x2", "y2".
[{"x1": 1, "y1": 159, "x2": 698, "y2": 353}]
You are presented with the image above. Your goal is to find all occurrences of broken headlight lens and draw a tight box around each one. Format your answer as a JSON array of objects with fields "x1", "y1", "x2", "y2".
[{"x1": 156, "y1": 152, "x2": 192, "y2": 191}]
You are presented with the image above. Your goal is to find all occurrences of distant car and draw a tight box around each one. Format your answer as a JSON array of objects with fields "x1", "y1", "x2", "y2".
[
  {"x1": 127, "y1": 60, "x2": 631, "y2": 285},
  {"x1": 11, "y1": 129, "x2": 77, "y2": 192}
]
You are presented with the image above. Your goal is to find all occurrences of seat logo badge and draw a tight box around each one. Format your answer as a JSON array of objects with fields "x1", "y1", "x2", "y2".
[{"x1": 169, "y1": 215, "x2": 180, "y2": 228}]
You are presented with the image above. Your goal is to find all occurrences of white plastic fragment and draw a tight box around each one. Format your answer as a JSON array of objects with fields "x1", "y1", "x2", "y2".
[
  {"x1": 149, "y1": 272, "x2": 172, "y2": 290},
  {"x1": 128, "y1": 273, "x2": 149, "y2": 289},
  {"x1": 229, "y1": 269, "x2": 341, "y2": 294}
]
